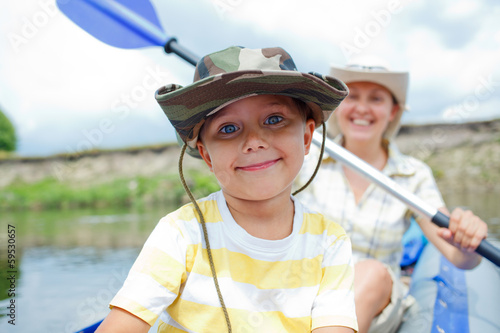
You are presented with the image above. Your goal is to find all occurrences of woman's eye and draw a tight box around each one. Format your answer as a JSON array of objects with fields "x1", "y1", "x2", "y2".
[
  {"x1": 265, "y1": 115, "x2": 283, "y2": 125},
  {"x1": 220, "y1": 124, "x2": 239, "y2": 134},
  {"x1": 371, "y1": 96, "x2": 383, "y2": 102}
]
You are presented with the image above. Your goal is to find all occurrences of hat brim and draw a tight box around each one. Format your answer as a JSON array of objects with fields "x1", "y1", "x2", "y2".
[
  {"x1": 327, "y1": 66, "x2": 409, "y2": 140},
  {"x1": 156, "y1": 70, "x2": 348, "y2": 158}
]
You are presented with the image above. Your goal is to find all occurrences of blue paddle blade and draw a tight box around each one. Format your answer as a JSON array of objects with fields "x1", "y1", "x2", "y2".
[{"x1": 57, "y1": 0, "x2": 168, "y2": 49}]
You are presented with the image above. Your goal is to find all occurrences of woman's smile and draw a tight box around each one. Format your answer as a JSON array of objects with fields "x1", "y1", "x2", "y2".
[{"x1": 351, "y1": 118, "x2": 372, "y2": 127}]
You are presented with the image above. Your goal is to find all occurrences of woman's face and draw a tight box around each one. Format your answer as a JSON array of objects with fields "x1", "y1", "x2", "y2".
[{"x1": 333, "y1": 81, "x2": 399, "y2": 144}]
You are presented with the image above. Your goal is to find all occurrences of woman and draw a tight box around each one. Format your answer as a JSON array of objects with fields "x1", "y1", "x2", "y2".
[{"x1": 297, "y1": 56, "x2": 488, "y2": 333}]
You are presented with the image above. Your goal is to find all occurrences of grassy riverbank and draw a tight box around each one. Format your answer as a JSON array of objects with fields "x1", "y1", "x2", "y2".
[
  {"x1": 424, "y1": 136, "x2": 500, "y2": 193},
  {"x1": 1, "y1": 120, "x2": 499, "y2": 211},
  {"x1": 0, "y1": 169, "x2": 219, "y2": 211}
]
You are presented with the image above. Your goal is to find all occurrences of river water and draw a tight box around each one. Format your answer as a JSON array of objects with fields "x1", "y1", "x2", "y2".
[{"x1": 1, "y1": 191, "x2": 499, "y2": 333}]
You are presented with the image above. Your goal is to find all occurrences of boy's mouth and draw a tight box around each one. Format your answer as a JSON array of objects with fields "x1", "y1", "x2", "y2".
[{"x1": 236, "y1": 158, "x2": 280, "y2": 171}]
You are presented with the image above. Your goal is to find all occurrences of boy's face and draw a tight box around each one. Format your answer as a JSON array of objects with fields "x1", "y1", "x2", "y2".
[{"x1": 197, "y1": 95, "x2": 315, "y2": 202}]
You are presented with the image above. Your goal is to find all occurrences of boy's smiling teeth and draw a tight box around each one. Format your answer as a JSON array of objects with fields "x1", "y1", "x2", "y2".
[{"x1": 352, "y1": 118, "x2": 371, "y2": 126}]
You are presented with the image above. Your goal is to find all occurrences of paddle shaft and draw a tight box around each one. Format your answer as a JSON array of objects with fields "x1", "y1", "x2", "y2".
[
  {"x1": 162, "y1": 36, "x2": 498, "y2": 266},
  {"x1": 162, "y1": 29, "x2": 500, "y2": 268},
  {"x1": 164, "y1": 38, "x2": 199, "y2": 66},
  {"x1": 312, "y1": 132, "x2": 500, "y2": 267},
  {"x1": 58, "y1": 0, "x2": 500, "y2": 266},
  {"x1": 143, "y1": 22, "x2": 500, "y2": 267}
]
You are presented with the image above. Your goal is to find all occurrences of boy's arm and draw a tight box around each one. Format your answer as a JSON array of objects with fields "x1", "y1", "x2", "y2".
[
  {"x1": 313, "y1": 326, "x2": 355, "y2": 332},
  {"x1": 95, "y1": 307, "x2": 151, "y2": 333},
  {"x1": 312, "y1": 232, "x2": 358, "y2": 332}
]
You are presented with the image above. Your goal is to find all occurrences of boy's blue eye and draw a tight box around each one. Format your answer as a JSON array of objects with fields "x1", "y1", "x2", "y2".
[
  {"x1": 220, "y1": 124, "x2": 238, "y2": 134},
  {"x1": 265, "y1": 115, "x2": 283, "y2": 125}
]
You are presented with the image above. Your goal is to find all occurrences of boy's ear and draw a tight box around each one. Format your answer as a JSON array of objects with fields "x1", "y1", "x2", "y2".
[
  {"x1": 303, "y1": 118, "x2": 316, "y2": 155},
  {"x1": 196, "y1": 140, "x2": 213, "y2": 171}
]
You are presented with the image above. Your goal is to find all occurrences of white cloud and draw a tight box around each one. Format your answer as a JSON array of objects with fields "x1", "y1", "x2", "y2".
[
  {"x1": 443, "y1": 0, "x2": 480, "y2": 18},
  {"x1": 215, "y1": 0, "x2": 415, "y2": 61},
  {"x1": 0, "y1": 0, "x2": 191, "y2": 156},
  {"x1": 1, "y1": 0, "x2": 499, "y2": 155}
]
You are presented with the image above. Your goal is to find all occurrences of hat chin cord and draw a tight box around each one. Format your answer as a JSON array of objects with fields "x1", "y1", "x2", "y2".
[
  {"x1": 293, "y1": 122, "x2": 326, "y2": 196},
  {"x1": 178, "y1": 143, "x2": 232, "y2": 333}
]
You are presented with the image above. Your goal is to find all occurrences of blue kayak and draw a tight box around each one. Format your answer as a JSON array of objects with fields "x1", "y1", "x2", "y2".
[
  {"x1": 76, "y1": 221, "x2": 500, "y2": 333},
  {"x1": 397, "y1": 221, "x2": 500, "y2": 332},
  {"x1": 398, "y1": 242, "x2": 500, "y2": 332}
]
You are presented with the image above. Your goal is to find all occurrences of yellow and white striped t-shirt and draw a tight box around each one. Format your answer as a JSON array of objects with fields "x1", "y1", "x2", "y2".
[{"x1": 110, "y1": 190, "x2": 357, "y2": 332}]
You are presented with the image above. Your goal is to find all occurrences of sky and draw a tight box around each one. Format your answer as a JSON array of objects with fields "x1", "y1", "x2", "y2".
[{"x1": 1, "y1": 0, "x2": 499, "y2": 157}]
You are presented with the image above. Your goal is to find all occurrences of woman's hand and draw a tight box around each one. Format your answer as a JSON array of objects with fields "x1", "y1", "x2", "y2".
[{"x1": 437, "y1": 207, "x2": 488, "y2": 253}]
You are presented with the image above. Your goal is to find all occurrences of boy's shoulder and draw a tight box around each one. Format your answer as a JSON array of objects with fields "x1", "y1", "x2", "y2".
[{"x1": 162, "y1": 190, "x2": 223, "y2": 225}]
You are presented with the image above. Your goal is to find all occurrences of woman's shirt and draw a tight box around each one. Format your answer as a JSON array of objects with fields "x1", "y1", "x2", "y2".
[{"x1": 297, "y1": 141, "x2": 445, "y2": 276}]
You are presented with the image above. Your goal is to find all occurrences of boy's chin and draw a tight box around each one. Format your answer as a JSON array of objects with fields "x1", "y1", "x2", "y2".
[{"x1": 222, "y1": 185, "x2": 293, "y2": 202}]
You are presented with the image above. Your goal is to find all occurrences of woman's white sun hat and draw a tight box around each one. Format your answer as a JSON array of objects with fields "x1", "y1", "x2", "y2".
[{"x1": 327, "y1": 55, "x2": 409, "y2": 140}]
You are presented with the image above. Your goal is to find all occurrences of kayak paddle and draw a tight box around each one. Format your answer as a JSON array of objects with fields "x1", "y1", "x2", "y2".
[
  {"x1": 59, "y1": 0, "x2": 500, "y2": 285},
  {"x1": 56, "y1": 0, "x2": 500, "y2": 268}
]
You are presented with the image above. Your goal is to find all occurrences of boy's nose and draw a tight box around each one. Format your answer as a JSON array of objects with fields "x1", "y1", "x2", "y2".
[{"x1": 242, "y1": 128, "x2": 269, "y2": 153}]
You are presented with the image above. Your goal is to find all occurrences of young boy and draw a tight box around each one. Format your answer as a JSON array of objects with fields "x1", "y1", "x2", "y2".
[{"x1": 96, "y1": 46, "x2": 358, "y2": 333}]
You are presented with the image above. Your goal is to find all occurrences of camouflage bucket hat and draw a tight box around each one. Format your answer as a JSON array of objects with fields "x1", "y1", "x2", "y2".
[{"x1": 155, "y1": 46, "x2": 349, "y2": 158}]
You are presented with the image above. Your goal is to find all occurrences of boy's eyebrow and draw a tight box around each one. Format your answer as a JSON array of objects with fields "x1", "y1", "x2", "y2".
[
  {"x1": 261, "y1": 100, "x2": 297, "y2": 111},
  {"x1": 212, "y1": 101, "x2": 291, "y2": 121},
  {"x1": 267, "y1": 101, "x2": 289, "y2": 108}
]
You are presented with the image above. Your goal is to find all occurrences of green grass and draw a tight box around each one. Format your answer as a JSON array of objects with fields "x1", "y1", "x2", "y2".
[
  {"x1": 431, "y1": 168, "x2": 445, "y2": 180},
  {"x1": 0, "y1": 170, "x2": 219, "y2": 211}
]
